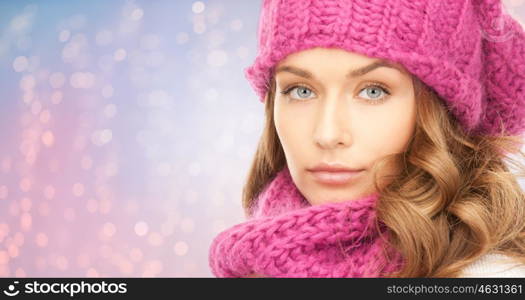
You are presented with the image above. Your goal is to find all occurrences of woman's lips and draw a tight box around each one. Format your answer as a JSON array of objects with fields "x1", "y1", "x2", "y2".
[{"x1": 308, "y1": 170, "x2": 364, "y2": 185}]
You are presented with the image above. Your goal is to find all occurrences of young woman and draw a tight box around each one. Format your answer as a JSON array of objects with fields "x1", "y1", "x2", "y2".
[{"x1": 208, "y1": 0, "x2": 525, "y2": 277}]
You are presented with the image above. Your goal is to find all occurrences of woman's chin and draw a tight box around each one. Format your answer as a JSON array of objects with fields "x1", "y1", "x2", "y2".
[{"x1": 307, "y1": 192, "x2": 362, "y2": 205}]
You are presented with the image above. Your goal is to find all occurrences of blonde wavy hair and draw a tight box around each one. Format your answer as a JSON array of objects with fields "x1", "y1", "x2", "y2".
[{"x1": 241, "y1": 72, "x2": 525, "y2": 277}]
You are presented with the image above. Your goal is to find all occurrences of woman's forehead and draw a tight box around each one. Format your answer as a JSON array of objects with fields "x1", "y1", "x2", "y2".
[{"x1": 275, "y1": 48, "x2": 409, "y2": 78}]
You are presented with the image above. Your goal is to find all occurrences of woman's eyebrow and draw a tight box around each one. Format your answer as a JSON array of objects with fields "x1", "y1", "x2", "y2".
[{"x1": 274, "y1": 59, "x2": 404, "y2": 80}]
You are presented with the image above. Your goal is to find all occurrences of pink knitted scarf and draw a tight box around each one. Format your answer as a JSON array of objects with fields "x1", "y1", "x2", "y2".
[{"x1": 208, "y1": 166, "x2": 405, "y2": 277}]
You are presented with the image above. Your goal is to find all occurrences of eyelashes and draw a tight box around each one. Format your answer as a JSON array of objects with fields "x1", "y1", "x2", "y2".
[{"x1": 279, "y1": 82, "x2": 392, "y2": 105}]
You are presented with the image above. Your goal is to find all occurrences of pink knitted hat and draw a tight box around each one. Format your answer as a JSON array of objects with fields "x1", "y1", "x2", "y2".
[{"x1": 244, "y1": 0, "x2": 525, "y2": 137}]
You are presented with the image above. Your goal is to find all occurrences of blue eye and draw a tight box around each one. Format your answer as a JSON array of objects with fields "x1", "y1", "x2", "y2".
[
  {"x1": 280, "y1": 85, "x2": 316, "y2": 101},
  {"x1": 357, "y1": 84, "x2": 391, "y2": 104},
  {"x1": 280, "y1": 83, "x2": 391, "y2": 104}
]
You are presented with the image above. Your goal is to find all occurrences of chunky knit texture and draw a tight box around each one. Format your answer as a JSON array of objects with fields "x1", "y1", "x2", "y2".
[
  {"x1": 208, "y1": 166, "x2": 404, "y2": 277},
  {"x1": 244, "y1": 0, "x2": 525, "y2": 136}
]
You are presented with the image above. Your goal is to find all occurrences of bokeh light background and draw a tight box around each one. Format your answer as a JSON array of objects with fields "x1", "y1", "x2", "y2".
[{"x1": 0, "y1": 0, "x2": 524, "y2": 277}]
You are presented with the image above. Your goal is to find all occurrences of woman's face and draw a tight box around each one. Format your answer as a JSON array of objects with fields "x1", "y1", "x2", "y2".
[{"x1": 273, "y1": 47, "x2": 416, "y2": 205}]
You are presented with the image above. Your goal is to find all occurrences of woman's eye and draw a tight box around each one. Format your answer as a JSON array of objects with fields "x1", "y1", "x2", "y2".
[
  {"x1": 281, "y1": 85, "x2": 316, "y2": 101},
  {"x1": 358, "y1": 85, "x2": 391, "y2": 103},
  {"x1": 280, "y1": 83, "x2": 391, "y2": 104}
]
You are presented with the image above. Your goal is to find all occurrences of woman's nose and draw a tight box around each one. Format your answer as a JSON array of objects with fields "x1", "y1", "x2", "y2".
[{"x1": 313, "y1": 99, "x2": 352, "y2": 149}]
